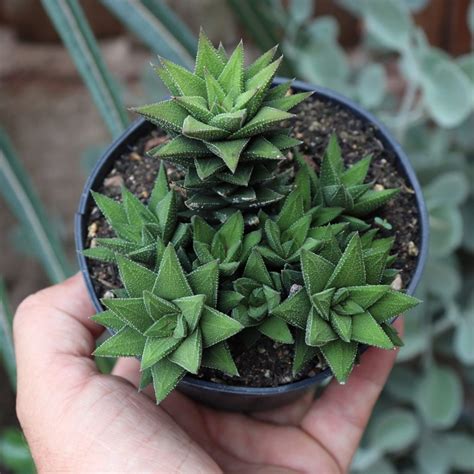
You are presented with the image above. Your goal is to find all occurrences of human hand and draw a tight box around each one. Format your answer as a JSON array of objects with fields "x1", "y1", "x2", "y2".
[{"x1": 14, "y1": 274, "x2": 402, "y2": 473}]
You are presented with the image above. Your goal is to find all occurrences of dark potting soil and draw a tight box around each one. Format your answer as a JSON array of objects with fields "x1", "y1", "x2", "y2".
[{"x1": 85, "y1": 95, "x2": 420, "y2": 388}]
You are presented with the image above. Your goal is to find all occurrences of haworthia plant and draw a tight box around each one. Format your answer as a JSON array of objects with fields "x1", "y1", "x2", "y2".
[
  {"x1": 87, "y1": 30, "x2": 419, "y2": 402},
  {"x1": 84, "y1": 163, "x2": 190, "y2": 270},
  {"x1": 132, "y1": 28, "x2": 310, "y2": 217},
  {"x1": 93, "y1": 244, "x2": 242, "y2": 402},
  {"x1": 272, "y1": 233, "x2": 420, "y2": 382},
  {"x1": 312, "y1": 135, "x2": 400, "y2": 229}
]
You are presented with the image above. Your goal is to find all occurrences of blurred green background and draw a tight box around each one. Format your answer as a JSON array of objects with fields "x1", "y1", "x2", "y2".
[{"x1": 0, "y1": 1, "x2": 473, "y2": 472}]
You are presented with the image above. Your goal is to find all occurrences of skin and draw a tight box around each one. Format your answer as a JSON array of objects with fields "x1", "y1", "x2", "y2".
[{"x1": 14, "y1": 274, "x2": 403, "y2": 473}]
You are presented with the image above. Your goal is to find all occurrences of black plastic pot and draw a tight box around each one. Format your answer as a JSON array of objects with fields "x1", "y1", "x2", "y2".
[{"x1": 75, "y1": 78, "x2": 429, "y2": 412}]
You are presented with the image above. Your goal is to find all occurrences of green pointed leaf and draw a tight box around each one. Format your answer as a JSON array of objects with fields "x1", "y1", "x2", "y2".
[
  {"x1": 306, "y1": 307, "x2": 338, "y2": 346},
  {"x1": 202, "y1": 342, "x2": 239, "y2": 376},
  {"x1": 341, "y1": 155, "x2": 372, "y2": 186},
  {"x1": 245, "y1": 45, "x2": 277, "y2": 79},
  {"x1": 209, "y1": 110, "x2": 247, "y2": 132},
  {"x1": 265, "y1": 80, "x2": 292, "y2": 101},
  {"x1": 204, "y1": 68, "x2": 226, "y2": 108},
  {"x1": 103, "y1": 298, "x2": 153, "y2": 334},
  {"x1": 144, "y1": 314, "x2": 177, "y2": 337},
  {"x1": 271, "y1": 289, "x2": 311, "y2": 329},
  {"x1": 242, "y1": 229, "x2": 262, "y2": 261},
  {"x1": 154, "y1": 62, "x2": 181, "y2": 96},
  {"x1": 153, "y1": 244, "x2": 192, "y2": 300},
  {"x1": 143, "y1": 290, "x2": 178, "y2": 320},
  {"x1": 174, "y1": 294, "x2": 206, "y2": 333},
  {"x1": 259, "y1": 317, "x2": 294, "y2": 343},
  {"x1": 232, "y1": 87, "x2": 259, "y2": 112},
  {"x1": 91, "y1": 191, "x2": 127, "y2": 227},
  {"x1": 218, "y1": 41, "x2": 244, "y2": 94},
  {"x1": 217, "y1": 42, "x2": 228, "y2": 63},
  {"x1": 277, "y1": 190, "x2": 304, "y2": 231},
  {"x1": 217, "y1": 164, "x2": 253, "y2": 187},
  {"x1": 264, "y1": 91, "x2": 312, "y2": 111},
  {"x1": 243, "y1": 250, "x2": 273, "y2": 286},
  {"x1": 83, "y1": 247, "x2": 115, "y2": 263},
  {"x1": 382, "y1": 322, "x2": 404, "y2": 347},
  {"x1": 132, "y1": 100, "x2": 188, "y2": 133},
  {"x1": 370, "y1": 290, "x2": 421, "y2": 323},
  {"x1": 93, "y1": 327, "x2": 145, "y2": 357},
  {"x1": 195, "y1": 28, "x2": 225, "y2": 78},
  {"x1": 218, "y1": 290, "x2": 244, "y2": 314},
  {"x1": 151, "y1": 358, "x2": 186, "y2": 403},
  {"x1": 231, "y1": 106, "x2": 293, "y2": 139},
  {"x1": 195, "y1": 156, "x2": 225, "y2": 179},
  {"x1": 122, "y1": 187, "x2": 156, "y2": 227},
  {"x1": 149, "y1": 162, "x2": 170, "y2": 210},
  {"x1": 204, "y1": 138, "x2": 249, "y2": 173},
  {"x1": 191, "y1": 215, "x2": 215, "y2": 244},
  {"x1": 312, "y1": 288, "x2": 336, "y2": 321},
  {"x1": 245, "y1": 57, "x2": 283, "y2": 117},
  {"x1": 301, "y1": 249, "x2": 335, "y2": 295},
  {"x1": 152, "y1": 135, "x2": 209, "y2": 159},
  {"x1": 321, "y1": 339, "x2": 358, "y2": 383},
  {"x1": 268, "y1": 132, "x2": 302, "y2": 151},
  {"x1": 243, "y1": 137, "x2": 284, "y2": 160},
  {"x1": 320, "y1": 135, "x2": 343, "y2": 186},
  {"x1": 351, "y1": 312, "x2": 394, "y2": 349},
  {"x1": 168, "y1": 328, "x2": 202, "y2": 374},
  {"x1": 187, "y1": 260, "x2": 219, "y2": 307},
  {"x1": 141, "y1": 336, "x2": 181, "y2": 370},
  {"x1": 347, "y1": 286, "x2": 389, "y2": 311},
  {"x1": 173, "y1": 313, "x2": 188, "y2": 339},
  {"x1": 293, "y1": 329, "x2": 319, "y2": 375},
  {"x1": 117, "y1": 255, "x2": 157, "y2": 298},
  {"x1": 326, "y1": 233, "x2": 366, "y2": 288},
  {"x1": 174, "y1": 96, "x2": 213, "y2": 123},
  {"x1": 183, "y1": 115, "x2": 230, "y2": 141},
  {"x1": 364, "y1": 248, "x2": 391, "y2": 284},
  {"x1": 350, "y1": 189, "x2": 400, "y2": 217},
  {"x1": 330, "y1": 311, "x2": 352, "y2": 342},
  {"x1": 160, "y1": 58, "x2": 206, "y2": 96},
  {"x1": 200, "y1": 306, "x2": 243, "y2": 347},
  {"x1": 217, "y1": 210, "x2": 244, "y2": 249},
  {"x1": 91, "y1": 310, "x2": 125, "y2": 331}
]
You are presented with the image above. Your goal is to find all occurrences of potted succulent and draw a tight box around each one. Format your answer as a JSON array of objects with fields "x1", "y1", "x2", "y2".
[{"x1": 76, "y1": 30, "x2": 428, "y2": 411}]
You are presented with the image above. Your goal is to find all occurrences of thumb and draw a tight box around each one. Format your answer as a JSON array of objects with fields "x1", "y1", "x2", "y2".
[{"x1": 14, "y1": 273, "x2": 103, "y2": 403}]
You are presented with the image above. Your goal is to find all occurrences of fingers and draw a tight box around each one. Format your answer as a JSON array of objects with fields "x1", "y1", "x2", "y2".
[
  {"x1": 251, "y1": 388, "x2": 316, "y2": 426},
  {"x1": 112, "y1": 357, "x2": 156, "y2": 399},
  {"x1": 14, "y1": 274, "x2": 103, "y2": 417},
  {"x1": 300, "y1": 318, "x2": 404, "y2": 473}
]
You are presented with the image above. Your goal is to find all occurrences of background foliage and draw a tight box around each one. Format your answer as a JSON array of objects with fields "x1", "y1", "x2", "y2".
[{"x1": 0, "y1": 0, "x2": 473, "y2": 472}]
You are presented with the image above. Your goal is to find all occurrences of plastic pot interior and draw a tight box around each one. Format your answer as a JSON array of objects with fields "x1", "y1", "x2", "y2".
[{"x1": 75, "y1": 78, "x2": 429, "y2": 412}]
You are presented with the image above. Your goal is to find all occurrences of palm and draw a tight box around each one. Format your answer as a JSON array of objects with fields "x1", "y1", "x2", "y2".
[{"x1": 14, "y1": 275, "x2": 401, "y2": 473}]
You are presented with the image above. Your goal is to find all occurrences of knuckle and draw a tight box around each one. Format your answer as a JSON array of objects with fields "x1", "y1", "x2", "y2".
[{"x1": 13, "y1": 290, "x2": 48, "y2": 331}]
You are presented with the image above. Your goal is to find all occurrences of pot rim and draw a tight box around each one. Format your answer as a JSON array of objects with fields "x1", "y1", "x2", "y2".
[{"x1": 75, "y1": 77, "x2": 429, "y2": 396}]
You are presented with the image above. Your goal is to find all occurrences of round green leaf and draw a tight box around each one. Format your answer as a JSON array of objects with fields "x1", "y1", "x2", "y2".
[
  {"x1": 367, "y1": 408, "x2": 420, "y2": 453},
  {"x1": 306, "y1": 16, "x2": 339, "y2": 43},
  {"x1": 364, "y1": 457, "x2": 396, "y2": 474},
  {"x1": 364, "y1": 0, "x2": 412, "y2": 50},
  {"x1": 385, "y1": 367, "x2": 419, "y2": 402},
  {"x1": 415, "y1": 364, "x2": 463, "y2": 429},
  {"x1": 356, "y1": 64, "x2": 386, "y2": 109},
  {"x1": 415, "y1": 435, "x2": 450, "y2": 474},
  {"x1": 429, "y1": 206, "x2": 463, "y2": 258},
  {"x1": 442, "y1": 432, "x2": 474, "y2": 470},
  {"x1": 454, "y1": 310, "x2": 474, "y2": 365},
  {"x1": 424, "y1": 172, "x2": 469, "y2": 209},
  {"x1": 422, "y1": 59, "x2": 473, "y2": 128}
]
